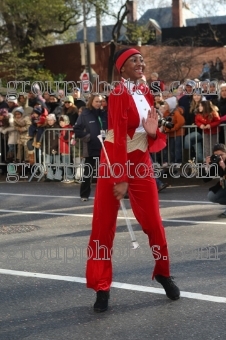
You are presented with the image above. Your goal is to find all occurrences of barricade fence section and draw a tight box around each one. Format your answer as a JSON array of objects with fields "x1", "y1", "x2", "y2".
[{"x1": 1, "y1": 125, "x2": 226, "y2": 181}]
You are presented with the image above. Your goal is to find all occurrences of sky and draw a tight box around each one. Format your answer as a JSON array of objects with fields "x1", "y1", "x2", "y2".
[{"x1": 98, "y1": 0, "x2": 226, "y2": 26}]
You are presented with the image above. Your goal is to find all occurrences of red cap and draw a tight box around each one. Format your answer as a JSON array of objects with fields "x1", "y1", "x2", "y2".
[{"x1": 115, "y1": 48, "x2": 141, "y2": 73}]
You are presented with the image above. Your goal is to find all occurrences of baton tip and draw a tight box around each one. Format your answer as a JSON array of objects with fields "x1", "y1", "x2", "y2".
[{"x1": 132, "y1": 241, "x2": 140, "y2": 249}]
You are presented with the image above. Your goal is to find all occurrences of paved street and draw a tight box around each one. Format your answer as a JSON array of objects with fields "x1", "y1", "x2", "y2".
[{"x1": 0, "y1": 174, "x2": 225, "y2": 340}]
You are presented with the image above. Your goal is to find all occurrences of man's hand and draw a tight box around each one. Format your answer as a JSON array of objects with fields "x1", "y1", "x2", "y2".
[
  {"x1": 205, "y1": 156, "x2": 211, "y2": 165},
  {"x1": 113, "y1": 182, "x2": 128, "y2": 200},
  {"x1": 219, "y1": 156, "x2": 226, "y2": 170},
  {"x1": 142, "y1": 106, "x2": 158, "y2": 139}
]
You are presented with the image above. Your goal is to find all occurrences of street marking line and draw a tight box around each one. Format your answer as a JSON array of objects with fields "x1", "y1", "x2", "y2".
[
  {"x1": 0, "y1": 193, "x2": 87, "y2": 199},
  {"x1": 0, "y1": 209, "x2": 226, "y2": 225},
  {"x1": 0, "y1": 193, "x2": 216, "y2": 205},
  {"x1": 0, "y1": 268, "x2": 225, "y2": 303},
  {"x1": 160, "y1": 200, "x2": 214, "y2": 204}
]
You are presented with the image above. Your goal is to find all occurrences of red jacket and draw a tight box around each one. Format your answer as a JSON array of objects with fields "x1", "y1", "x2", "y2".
[
  {"x1": 195, "y1": 111, "x2": 220, "y2": 134},
  {"x1": 106, "y1": 80, "x2": 166, "y2": 183},
  {"x1": 59, "y1": 125, "x2": 73, "y2": 154}
]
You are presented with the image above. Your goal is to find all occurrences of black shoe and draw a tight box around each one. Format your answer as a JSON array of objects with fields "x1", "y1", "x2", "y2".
[
  {"x1": 218, "y1": 211, "x2": 226, "y2": 218},
  {"x1": 155, "y1": 275, "x2": 180, "y2": 300},
  {"x1": 93, "y1": 290, "x2": 110, "y2": 312},
  {"x1": 44, "y1": 178, "x2": 53, "y2": 182},
  {"x1": 158, "y1": 183, "x2": 169, "y2": 192}
]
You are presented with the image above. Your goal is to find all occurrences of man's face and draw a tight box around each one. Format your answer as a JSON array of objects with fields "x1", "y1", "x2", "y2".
[
  {"x1": 18, "y1": 96, "x2": 26, "y2": 104},
  {"x1": 214, "y1": 150, "x2": 226, "y2": 161},
  {"x1": 221, "y1": 87, "x2": 226, "y2": 99},
  {"x1": 43, "y1": 92, "x2": 50, "y2": 101},
  {"x1": 209, "y1": 85, "x2": 216, "y2": 94},
  {"x1": 151, "y1": 74, "x2": 158, "y2": 80},
  {"x1": 7, "y1": 101, "x2": 15, "y2": 108},
  {"x1": 202, "y1": 82, "x2": 208, "y2": 92},
  {"x1": 73, "y1": 90, "x2": 80, "y2": 99},
  {"x1": 49, "y1": 96, "x2": 57, "y2": 103},
  {"x1": 185, "y1": 85, "x2": 193, "y2": 94},
  {"x1": 28, "y1": 92, "x2": 36, "y2": 99}
]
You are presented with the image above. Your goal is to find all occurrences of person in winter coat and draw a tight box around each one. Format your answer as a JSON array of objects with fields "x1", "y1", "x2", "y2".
[
  {"x1": 0, "y1": 93, "x2": 9, "y2": 110},
  {"x1": 204, "y1": 143, "x2": 226, "y2": 218},
  {"x1": 214, "y1": 57, "x2": 224, "y2": 80},
  {"x1": 13, "y1": 107, "x2": 31, "y2": 162},
  {"x1": 28, "y1": 106, "x2": 47, "y2": 148},
  {"x1": 47, "y1": 93, "x2": 63, "y2": 121},
  {"x1": 195, "y1": 100, "x2": 220, "y2": 158},
  {"x1": 18, "y1": 93, "x2": 33, "y2": 117},
  {"x1": 72, "y1": 87, "x2": 86, "y2": 109},
  {"x1": 73, "y1": 94, "x2": 107, "y2": 200},
  {"x1": 58, "y1": 115, "x2": 73, "y2": 183},
  {"x1": 62, "y1": 96, "x2": 78, "y2": 126},
  {"x1": 43, "y1": 114, "x2": 61, "y2": 181},
  {"x1": 0, "y1": 108, "x2": 17, "y2": 161},
  {"x1": 183, "y1": 90, "x2": 206, "y2": 163},
  {"x1": 163, "y1": 97, "x2": 185, "y2": 164}
]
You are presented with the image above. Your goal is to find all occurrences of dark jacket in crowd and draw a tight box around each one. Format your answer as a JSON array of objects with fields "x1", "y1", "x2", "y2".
[
  {"x1": 44, "y1": 122, "x2": 60, "y2": 154},
  {"x1": 62, "y1": 105, "x2": 78, "y2": 126},
  {"x1": 178, "y1": 94, "x2": 193, "y2": 125},
  {"x1": 74, "y1": 98, "x2": 86, "y2": 109},
  {"x1": 47, "y1": 101, "x2": 63, "y2": 120},
  {"x1": 203, "y1": 161, "x2": 226, "y2": 194},
  {"x1": 0, "y1": 100, "x2": 9, "y2": 109},
  {"x1": 74, "y1": 108, "x2": 107, "y2": 157},
  {"x1": 218, "y1": 98, "x2": 226, "y2": 117}
]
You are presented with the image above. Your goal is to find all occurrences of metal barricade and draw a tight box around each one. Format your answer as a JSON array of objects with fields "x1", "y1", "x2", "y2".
[
  {"x1": 1, "y1": 124, "x2": 226, "y2": 181},
  {"x1": 152, "y1": 124, "x2": 226, "y2": 167}
]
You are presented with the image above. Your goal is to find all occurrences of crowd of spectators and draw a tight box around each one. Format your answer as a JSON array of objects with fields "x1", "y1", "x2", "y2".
[
  {"x1": 1, "y1": 70, "x2": 226, "y2": 186},
  {"x1": 149, "y1": 75, "x2": 226, "y2": 168},
  {"x1": 0, "y1": 87, "x2": 108, "y2": 184}
]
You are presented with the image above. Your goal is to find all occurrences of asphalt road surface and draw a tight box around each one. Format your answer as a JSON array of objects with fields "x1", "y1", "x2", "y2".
[{"x1": 0, "y1": 174, "x2": 225, "y2": 340}]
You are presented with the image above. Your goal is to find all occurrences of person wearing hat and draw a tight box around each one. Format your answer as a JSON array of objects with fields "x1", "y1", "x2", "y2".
[
  {"x1": 204, "y1": 143, "x2": 226, "y2": 217},
  {"x1": 62, "y1": 96, "x2": 78, "y2": 126},
  {"x1": 7, "y1": 95, "x2": 18, "y2": 113},
  {"x1": 47, "y1": 93, "x2": 63, "y2": 120},
  {"x1": 13, "y1": 107, "x2": 31, "y2": 162},
  {"x1": 43, "y1": 114, "x2": 61, "y2": 181},
  {"x1": 28, "y1": 106, "x2": 47, "y2": 148},
  {"x1": 86, "y1": 48, "x2": 180, "y2": 313}
]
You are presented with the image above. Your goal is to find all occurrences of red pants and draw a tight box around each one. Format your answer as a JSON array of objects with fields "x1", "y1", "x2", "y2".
[{"x1": 86, "y1": 146, "x2": 170, "y2": 292}]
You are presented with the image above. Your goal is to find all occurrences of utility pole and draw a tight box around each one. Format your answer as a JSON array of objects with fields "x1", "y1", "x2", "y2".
[
  {"x1": 82, "y1": 0, "x2": 91, "y2": 81},
  {"x1": 96, "y1": 4, "x2": 103, "y2": 42}
]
